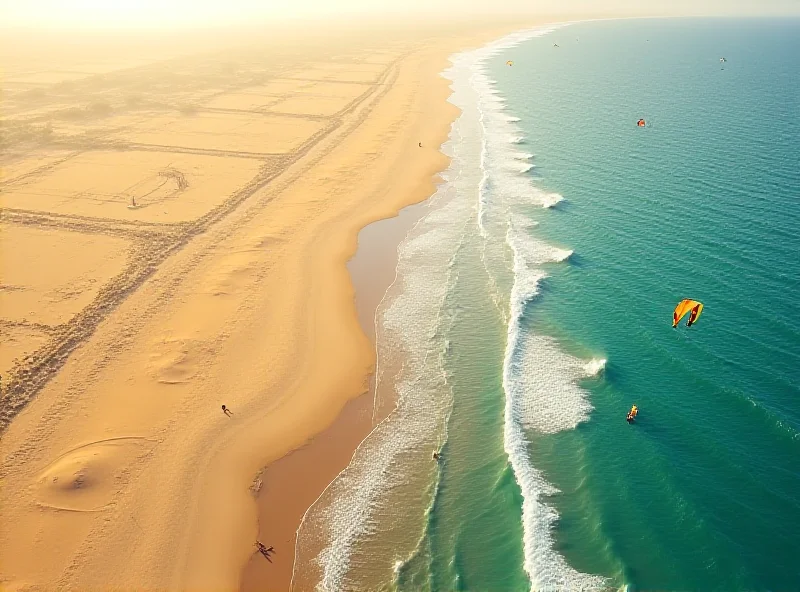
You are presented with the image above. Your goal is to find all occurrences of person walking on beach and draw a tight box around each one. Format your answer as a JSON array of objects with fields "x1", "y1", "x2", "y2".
[
  {"x1": 256, "y1": 541, "x2": 274, "y2": 562},
  {"x1": 221, "y1": 404, "x2": 233, "y2": 417}
]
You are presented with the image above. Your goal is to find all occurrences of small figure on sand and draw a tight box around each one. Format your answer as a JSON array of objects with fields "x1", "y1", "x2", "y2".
[
  {"x1": 419, "y1": 142, "x2": 422, "y2": 147},
  {"x1": 255, "y1": 541, "x2": 275, "y2": 562},
  {"x1": 432, "y1": 451, "x2": 441, "y2": 461},
  {"x1": 222, "y1": 404, "x2": 233, "y2": 417}
]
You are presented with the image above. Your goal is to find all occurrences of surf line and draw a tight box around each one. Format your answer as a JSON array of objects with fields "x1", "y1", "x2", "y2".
[{"x1": 469, "y1": 23, "x2": 608, "y2": 590}]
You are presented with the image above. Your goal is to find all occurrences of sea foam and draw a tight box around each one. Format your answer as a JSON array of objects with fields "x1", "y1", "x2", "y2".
[
  {"x1": 473, "y1": 24, "x2": 607, "y2": 591},
  {"x1": 292, "y1": 23, "x2": 605, "y2": 592},
  {"x1": 499, "y1": 224, "x2": 604, "y2": 589},
  {"x1": 291, "y1": 48, "x2": 482, "y2": 592}
]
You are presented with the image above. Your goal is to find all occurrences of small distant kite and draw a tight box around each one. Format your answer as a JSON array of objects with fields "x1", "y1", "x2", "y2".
[
  {"x1": 506, "y1": 60, "x2": 513, "y2": 66},
  {"x1": 636, "y1": 119, "x2": 646, "y2": 127},
  {"x1": 673, "y1": 299, "x2": 704, "y2": 328}
]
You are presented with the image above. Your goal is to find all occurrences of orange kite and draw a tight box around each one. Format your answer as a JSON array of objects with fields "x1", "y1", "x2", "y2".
[{"x1": 673, "y1": 299, "x2": 704, "y2": 328}]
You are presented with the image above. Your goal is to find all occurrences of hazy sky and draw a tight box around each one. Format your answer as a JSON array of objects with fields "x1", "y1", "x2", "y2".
[{"x1": 1, "y1": 0, "x2": 798, "y2": 28}]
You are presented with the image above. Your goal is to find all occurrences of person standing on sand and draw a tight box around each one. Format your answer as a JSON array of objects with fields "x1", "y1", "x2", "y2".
[
  {"x1": 221, "y1": 405, "x2": 232, "y2": 417},
  {"x1": 255, "y1": 541, "x2": 274, "y2": 562}
]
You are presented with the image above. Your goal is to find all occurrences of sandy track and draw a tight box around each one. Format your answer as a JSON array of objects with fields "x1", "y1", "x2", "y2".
[{"x1": 0, "y1": 55, "x2": 399, "y2": 433}]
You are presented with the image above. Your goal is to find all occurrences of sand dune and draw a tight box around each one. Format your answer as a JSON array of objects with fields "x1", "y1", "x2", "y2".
[{"x1": 0, "y1": 18, "x2": 532, "y2": 591}]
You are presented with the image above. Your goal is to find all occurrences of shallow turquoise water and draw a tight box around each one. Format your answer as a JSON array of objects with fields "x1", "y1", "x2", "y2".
[
  {"x1": 397, "y1": 204, "x2": 529, "y2": 592},
  {"x1": 490, "y1": 18, "x2": 800, "y2": 591}
]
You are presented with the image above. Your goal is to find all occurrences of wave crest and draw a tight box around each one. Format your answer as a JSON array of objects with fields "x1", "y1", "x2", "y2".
[{"x1": 541, "y1": 192, "x2": 564, "y2": 208}]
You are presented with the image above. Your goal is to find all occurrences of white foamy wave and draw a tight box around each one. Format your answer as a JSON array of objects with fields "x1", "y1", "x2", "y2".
[
  {"x1": 541, "y1": 192, "x2": 564, "y2": 208},
  {"x1": 552, "y1": 248, "x2": 573, "y2": 262},
  {"x1": 293, "y1": 21, "x2": 606, "y2": 592},
  {"x1": 507, "y1": 222, "x2": 572, "y2": 266},
  {"x1": 513, "y1": 152, "x2": 534, "y2": 160},
  {"x1": 302, "y1": 207, "x2": 463, "y2": 591},
  {"x1": 510, "y1": 212, "x2": 539, "y2": 230},
  {"x1": 502, "y1": 225, "x2": 606, "y2": 590},
  {"x1": 515, "y1": 163, "x2": 534, "y2": 174},
  {"x1": 293, "y1": 45, "x2": 483, "y2": 592},
  {"x1": 480, "y1": 21, "x2": 605, "y2": 591},
  {"x1": 584, "y1": 358, "x2": 607, "y2": 377},
  {"x1": 509, "y1": 335, "x2": 597, "y2": 433},
  {"x1": 505, "y1": 115, "x2": 521, "y2": 122},
  {"x1": 503, "y1": 415, "x2": 606, "y2": 591}
]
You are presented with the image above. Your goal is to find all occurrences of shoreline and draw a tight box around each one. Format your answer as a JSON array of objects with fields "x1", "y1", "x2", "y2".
[
  {"x1": 0, "y1": 19, "x2": 570, "y2": 592},
  {"x1": 240, "y1": 21, "x2": 572, "y2": 591},
  {"x1": 240, "y1": 192, "x2": 432, "y2": 591},
  {"x1": 235, "y1": 31, "x2": 487, "y2": 590}
]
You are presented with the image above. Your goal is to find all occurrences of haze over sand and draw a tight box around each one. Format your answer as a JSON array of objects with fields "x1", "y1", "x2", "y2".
[
  {"x1": 2, "y1": 0, "x2": 797, "y2": 29},
  {"x1": 0, "y1": 12, "x2": 541, "y2": 592},
  {"x1": 3, "y1": 1, "x2": 796, "y2": 589}
]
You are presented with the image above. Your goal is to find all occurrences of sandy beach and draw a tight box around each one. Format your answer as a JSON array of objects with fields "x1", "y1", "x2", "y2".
[{"x1": 0, "y1": 18, "x2": 543, "y2": 591}]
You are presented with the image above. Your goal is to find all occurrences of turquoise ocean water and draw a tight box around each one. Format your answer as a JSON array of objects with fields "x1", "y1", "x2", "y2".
[{"x1": 294, "y1": 19, "x2": 800, "y2": 591}]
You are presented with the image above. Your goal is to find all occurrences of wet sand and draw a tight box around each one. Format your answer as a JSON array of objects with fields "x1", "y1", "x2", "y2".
[
  {"x1": 240, "y1": 20, "x2": 573, "y2": 591},
  {"x1": 240, "y1": 395, "x2": 375, "y2": 591},
  {"x1": 347, "y1": 200, "x2": 432, "y2": 342},
  {"x1": 240, "y1": 197, "x2": 432, "y2": 591}
]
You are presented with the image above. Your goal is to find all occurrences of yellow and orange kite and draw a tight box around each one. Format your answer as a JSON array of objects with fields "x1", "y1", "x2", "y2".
[{"x1": 673, "y1": 299, "x2": 703, "y2": 328}]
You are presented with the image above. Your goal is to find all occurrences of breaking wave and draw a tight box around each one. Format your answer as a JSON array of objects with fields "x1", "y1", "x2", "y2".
[
  {"x1": 541, "y1": 192, "x2": 565, "y2": 208},
  {"x1": 472, "y1": 23, "x2": 607, "y2": 591},
  {"x1": 292, "y1": 22, "x2": 605, "y2": 592}
]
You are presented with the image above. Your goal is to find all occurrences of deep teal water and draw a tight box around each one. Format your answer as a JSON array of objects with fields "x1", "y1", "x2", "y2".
[{"x1": 489, "y1": 18, "x2": 800, "y2": 591}]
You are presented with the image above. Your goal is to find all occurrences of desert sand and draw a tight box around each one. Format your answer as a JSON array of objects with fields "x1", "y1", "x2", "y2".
[{"x1": 1, "y1": 18, "x2": 542, "y2": 591}]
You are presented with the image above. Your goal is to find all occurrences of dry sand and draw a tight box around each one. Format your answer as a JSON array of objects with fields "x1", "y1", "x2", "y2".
[{"x1": 1, "y1": 18, "x2": 550, "y2": 591}]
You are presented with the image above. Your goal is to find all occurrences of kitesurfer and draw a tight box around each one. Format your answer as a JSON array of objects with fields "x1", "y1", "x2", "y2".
[
  {"x1": 222, "y1": 404, "x2": 232, "y2": 417},
  {"x1": 627, "y1": 405, "x2": 638, "y2": 423},
  {"x1": 637, "y1": 119, "x2": 646, "y2": 127}
]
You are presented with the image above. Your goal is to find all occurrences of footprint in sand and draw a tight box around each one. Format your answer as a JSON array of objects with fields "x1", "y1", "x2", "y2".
[
  {"x1": 147, "y1": 338, "x2": 198, "y2": 384},
  {"x1": 35, "y1": 438, "x2": 151, "y2": 512},
  {"x1": 203, "y1": 258, "x2": 260, "y2": 297}
]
